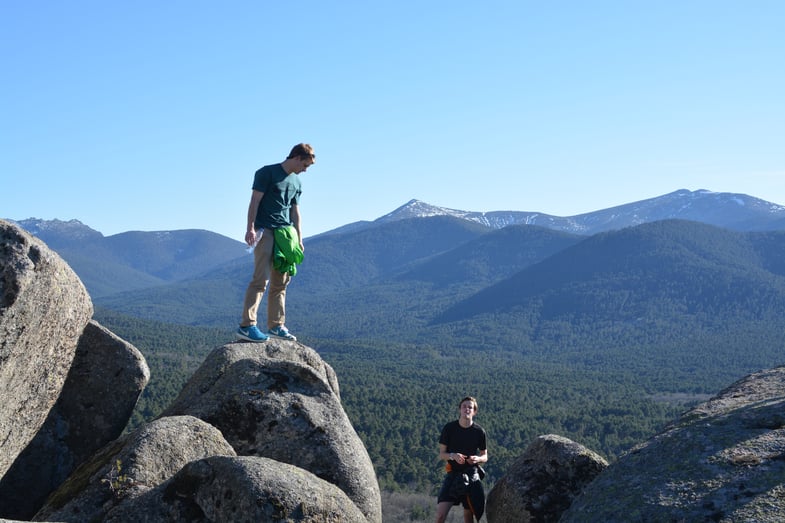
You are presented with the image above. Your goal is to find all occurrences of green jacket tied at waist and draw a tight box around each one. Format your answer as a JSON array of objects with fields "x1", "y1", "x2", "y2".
[{"x1": 273, "y1": 226, "x2": 304, "y2": 276}]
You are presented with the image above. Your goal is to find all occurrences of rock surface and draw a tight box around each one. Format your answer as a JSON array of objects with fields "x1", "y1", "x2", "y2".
[
  {"x1": 561, "y1": 366, "x2": 785, "y2": 522},
  {"x1": 34, "y1": 416, "x2": 236, "y2": 523},
  {"x1": 0, "y1": 220, "x2": 93, "y2": 478},
  {"x1": 0, "y1": 320, "x2": 150, "y2": 519},
  {"x1": 485, "y1": 434, "x2": 607, "y2": 522},
  {"x1": 162, "y1": 341, "x2": 382, "y2": 522},
  {"x1": 103, "y1": 455, "x2": 369, "y2": 522}
]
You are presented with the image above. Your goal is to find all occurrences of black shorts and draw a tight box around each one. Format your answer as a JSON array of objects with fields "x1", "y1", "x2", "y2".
[{"x1": 437, "y1": 473, "x2": 470, "y2": 507}]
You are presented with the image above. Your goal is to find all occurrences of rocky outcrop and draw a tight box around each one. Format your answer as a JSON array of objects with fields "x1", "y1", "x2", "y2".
[
  {"x1": 485, "y1": 434, "x2": 607, "y2": 522},
  {"x1": 2, "y1": 219, "x2": 382, "y2": 521},
  {"x1": 34, "y1": 415, "x2": 236, "y2": 522},
  {"x1": 561, "y1": 366, "x2": 785, "y2": 522},
  {"x1": 103, "y1": 455, "x2": 368, "y2": 522},
  {"x1": 0, "y1": 320, "x2": 150, "y2": 519},
  {"x1": 162, "y1": 341, "x2": 382, "y2": 522},
  {"x1": 0, "y1": 220, "x2": 93, "y2": 479}
]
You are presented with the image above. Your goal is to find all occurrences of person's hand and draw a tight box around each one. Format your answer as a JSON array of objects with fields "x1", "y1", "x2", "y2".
[
  {"x1": 451, "y1": 453, "x2": 466, "y2": 464},
  {"x1": 466, "y1": 455, "x2": 479, "y2": 465},
  {"x1": 245, "y1": 230, "x2": 256, "y2": 247}
]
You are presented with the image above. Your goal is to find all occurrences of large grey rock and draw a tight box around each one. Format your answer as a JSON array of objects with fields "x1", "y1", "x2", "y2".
[
  {"x1": 0, "y1": 219, "x2": 93, "y2": 478},
  {"x1": 104, "y1": 455, "x2": 368, "y2": 522},
  {"x1": 163, "y1": 341, "x2": 382, "y2": 522},
  {"x1": 34, "y1": 415, "x2": 236, "y2": 523},
  {"x1": 561, "y1": 366, "x2": 785, "y2": 522},
  {"x1": 485, "y1": 434, "x2": 607, "y2": 522},
  {"x1": 0, "y1": 320, "x2": 150, "y2": 519}
]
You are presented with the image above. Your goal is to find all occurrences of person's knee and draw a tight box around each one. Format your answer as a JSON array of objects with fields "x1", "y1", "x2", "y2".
[
  {"x1": 268, "y1": 275, "x2": 289, "y2": 293},
  {"x1": 435, "y1": 502, "x2": 450, "y2": 523},
  {"x1": 248, "y1": 283, "x2": 267, "y2": 293},
  {"x1": 269, "y1": 284, "x2": 288, "y2": 295}
]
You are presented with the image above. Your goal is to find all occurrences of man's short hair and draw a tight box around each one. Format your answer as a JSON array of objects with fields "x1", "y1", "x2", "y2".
[
  {"x1": 459, "y1": 396, "x2": 478, "y2": 413},
  {"x1": 287, "y1": 143, "x2": 315, "y2": 160}
]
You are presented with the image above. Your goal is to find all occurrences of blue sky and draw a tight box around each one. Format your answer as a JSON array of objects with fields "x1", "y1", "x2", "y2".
[{"x1": 2, "y1": 1, "x2": 784, "y2": 240}]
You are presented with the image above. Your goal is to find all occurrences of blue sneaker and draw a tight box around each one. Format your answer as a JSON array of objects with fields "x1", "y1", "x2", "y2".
[
  {"x1": 236, "y1": 325, "x2": 269, "y2": 342},
  {"x1": 268, "y1": 326, "x2": 296, "y2": 341}
]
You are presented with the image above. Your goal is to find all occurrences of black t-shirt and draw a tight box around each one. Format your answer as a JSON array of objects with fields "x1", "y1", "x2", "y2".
[{"x1": 439, "y1": 420, "x2": 487, "y2": 472}]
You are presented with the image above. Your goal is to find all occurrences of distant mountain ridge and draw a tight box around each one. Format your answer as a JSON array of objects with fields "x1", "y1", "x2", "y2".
[
  {"x1": 7, "y1": 218, "x2": 248, "y2": 297},
  {"x1": 372, "y1": 189, "x2": 785, "y2": 235},
  {"x1": 6, "y1": 188, "x2": 785, "y2": 299},
  {"x1": 11, "y1": 218, "x2": 104, "y2": 245},
  {"x1": 10, "y1": 188, "x2": 785, "y2": 243}
]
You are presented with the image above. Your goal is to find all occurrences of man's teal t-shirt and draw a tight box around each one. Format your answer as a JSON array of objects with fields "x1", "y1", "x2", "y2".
[{"x1": 252, "y1": 164, "x2": 302, "y2": 230}]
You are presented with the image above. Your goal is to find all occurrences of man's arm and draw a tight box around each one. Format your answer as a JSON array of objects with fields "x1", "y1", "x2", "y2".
[
  {"x1": 245, "y1": 190, "x2": 264, "y2": 246},
  {"x1": 290, "y1": 203, "x2": 303, "y2": 251},
  {"x1": 438, "y1": 443, "x2": 453, "y2": 462}
]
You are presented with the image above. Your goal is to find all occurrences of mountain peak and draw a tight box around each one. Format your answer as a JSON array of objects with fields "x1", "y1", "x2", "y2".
[
  {"x1": 11, "y1": 218, "x2": 103, "y2": 242},
  {"x1": 377, "y1": 199, "x2": 471, "y2": 222}
]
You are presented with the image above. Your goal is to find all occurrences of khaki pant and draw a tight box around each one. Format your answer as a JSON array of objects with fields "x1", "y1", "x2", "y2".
[{"x1": 240, "y1": 228, "x2": 291, "y2": 329}]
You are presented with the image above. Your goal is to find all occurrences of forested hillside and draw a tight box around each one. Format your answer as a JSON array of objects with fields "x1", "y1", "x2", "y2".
[
  {"x1": 442, "y1": 221, "x2": 785, "y2": 322},
  {"x1": 94, "y1": 307, "x2": 689, "y2": 493}
]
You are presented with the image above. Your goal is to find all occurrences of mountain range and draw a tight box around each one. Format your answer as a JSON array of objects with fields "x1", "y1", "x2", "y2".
[
  {"x1": 9, "y1": 188, "x2": 785, "y2": 300},
  {"x1": 9, "y1": 218, "x2": 249, "y2": 297},
  {"x1": 319, "y1": 188, "x2": 785, "y2": 237}
]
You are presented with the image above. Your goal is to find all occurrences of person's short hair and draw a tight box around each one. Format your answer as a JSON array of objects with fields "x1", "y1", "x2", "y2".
[
  {"x1": 287, "y1": 143, "x2": 315, "y2": 160},
  {"x1": 459, "y1": 396, "x2": 478, "y2": 413}
]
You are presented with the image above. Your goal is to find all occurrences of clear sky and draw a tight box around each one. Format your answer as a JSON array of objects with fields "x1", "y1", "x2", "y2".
[{"x1": 2, "y1": 1, "x2": 784, "y2": 240}]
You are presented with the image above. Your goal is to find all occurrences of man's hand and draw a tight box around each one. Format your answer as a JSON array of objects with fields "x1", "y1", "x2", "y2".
[{"x1": 245, "y1": 229, "x2": 257, "y2": 247}]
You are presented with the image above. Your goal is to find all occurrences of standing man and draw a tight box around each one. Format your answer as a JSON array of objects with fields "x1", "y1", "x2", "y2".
[
  {"x1": 436, "y1": 396, "x2": 488, "y2": 523},
  {"x1": 237, "y1": 143, "x2": 315, "y2": 343}
]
